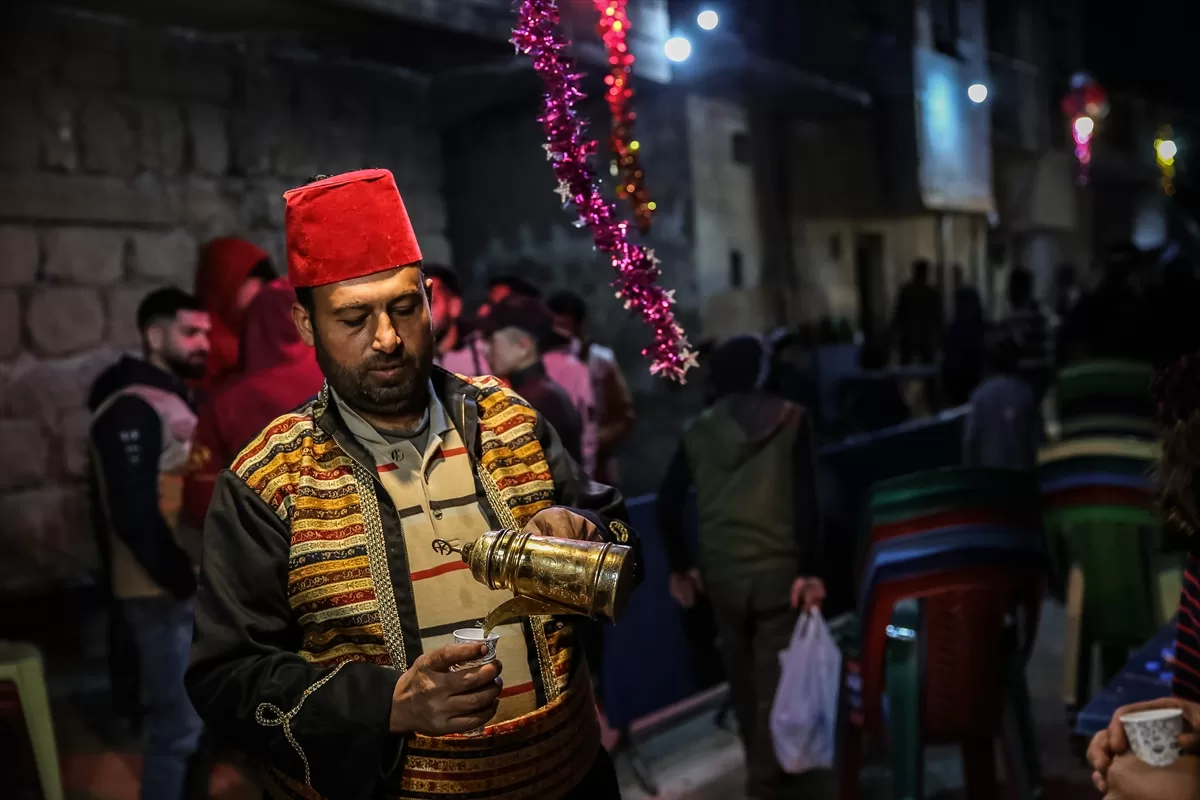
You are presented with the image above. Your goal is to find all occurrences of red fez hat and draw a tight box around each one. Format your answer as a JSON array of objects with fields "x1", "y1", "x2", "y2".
[{"x1": 283, "y1": 169, "x2": 423, "y2": 288}]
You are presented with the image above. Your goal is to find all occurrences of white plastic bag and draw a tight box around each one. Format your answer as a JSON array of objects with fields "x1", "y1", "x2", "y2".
[{"x1": 769, "y1": 609, "x2": 842, "y2": 773}]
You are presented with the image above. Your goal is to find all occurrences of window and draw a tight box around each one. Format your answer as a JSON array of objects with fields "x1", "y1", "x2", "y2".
[
  {"x1": 730, "y1": 249, "x2": 744, "y2": 288},
  {"x1": 930, "y1": 0, "x2": 960, "y2": 57}
]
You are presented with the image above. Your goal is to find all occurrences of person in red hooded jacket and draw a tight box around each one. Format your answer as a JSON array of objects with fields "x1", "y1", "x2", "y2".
[
  {"x1": 194, "y1": 237, "x2": 277, "y2": 391},
  {"x1": 181, "y1": 279, "x2": 325, "y2": 531}
]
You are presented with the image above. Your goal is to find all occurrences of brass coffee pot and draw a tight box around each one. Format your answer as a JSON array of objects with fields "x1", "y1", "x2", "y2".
[{"x1": 435, "y1": 529, "x2": 636, "y2": 635}]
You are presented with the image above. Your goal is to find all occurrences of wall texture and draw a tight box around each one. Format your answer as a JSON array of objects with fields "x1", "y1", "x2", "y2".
[{"x1": 0, "y1": 7, "x2": 449, "y2": 593}]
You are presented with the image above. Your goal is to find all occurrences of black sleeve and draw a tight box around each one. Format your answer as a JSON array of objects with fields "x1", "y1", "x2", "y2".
[
  {"x1": 534, "y1": 408, "x2": 642, "y2": 587},
  {"x1": 656, "y1": 443, "x2": 695, "y2": 575},
  {"x1": 186, "y1": 471, "x2": 403, "y2": 798},
  {"x1": 91, "y1": 395, "x2": 196, "y2": 599},
  {"x1": 792, "y1": 410, "x2": 823, "y2": 578}
]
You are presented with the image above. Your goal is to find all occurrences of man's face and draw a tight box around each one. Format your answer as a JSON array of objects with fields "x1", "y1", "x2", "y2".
[
  {"x1": 551, "y1": 312, "x2": 581, "y2": 341},
  {"x1": 293, "y1": 265, "x2": 434, "y2": 418},
  {"x1": 427, "y1": 276, "x2": 463, "y2": 339},
  {"x1": 154, "y1": 309, "x2": 211, "y2": 379},
  {"x1": 485, "y1": 328, "x2": 531, "y2": 377}
]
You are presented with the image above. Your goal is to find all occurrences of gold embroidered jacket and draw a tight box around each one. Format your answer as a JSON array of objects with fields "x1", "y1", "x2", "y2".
[{"x1": 185, "y1": 369, "x2": 639, "y2": 799}]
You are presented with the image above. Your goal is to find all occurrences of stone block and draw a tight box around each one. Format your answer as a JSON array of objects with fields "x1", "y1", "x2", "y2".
[
  {"x1": 61, "y1": 409, "x2": 93, "y2": 478},
  {"x1": 0, "y1": 174, "x2": 181, "y2": 225},
  {"x1": 0, "y1": 291, "x2": 20, "y2": 360},
  {"x1": 126, "y1": 29, "x2": 232, "y2": 102},
  {"x1": 61, "y1": 14, "x2": 123, "y2": 89},
  {"x1": 188, "y1": 104, "x2": 229, "y2": 176},
  {"x1": 0, "y1": 485, "x2": 96, "y2": 578},
  {"x1": 44, "y1": 228, "x2": 125, "y2": 285},
  {"x1": 26, "y1": 287, "x2": 106, "y2": 357},
  {"x1": 0, "y1": 227, "x2": 39, "y2": 287},
  {"x1": 230, "y1": 111, "x2": 278, "y2": 177},
  {"x1": 0, "y1": 419, "x2": 50, "y2": 491},
  {"x1": 107, "y1": 283, "x2": 165, "y2": 348},
  {"x1": 0, "y1": 349, "x2": 122, "y2": 424},
  {"x1": 137, "y1": 101, "x2": 185, "y2": 176},
  {"x1": 130, "y1": 230, "x2": 196, "y2": 283},
  {"x1": 183, "y1": 178, "x2": 238, "y2": 239},
  {"x1": 81, "y1": 98, "x2": 135, "y2": 176},
  {"x1": 41, "y1": 89, "x2": 80, "y2": 172}
]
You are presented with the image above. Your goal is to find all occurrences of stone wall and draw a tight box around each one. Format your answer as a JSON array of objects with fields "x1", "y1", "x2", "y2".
[{"x1": 0, "y1": 7, "x2": 448, "y2": 594}]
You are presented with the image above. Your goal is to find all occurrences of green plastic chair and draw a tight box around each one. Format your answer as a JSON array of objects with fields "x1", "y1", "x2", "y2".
[
  {"x1": 1045, "y1": 504, "x2": 1184, "y2": 711},
  {"x1": 1055, "y1": 360, "x2": 1155, "y2": 408}
]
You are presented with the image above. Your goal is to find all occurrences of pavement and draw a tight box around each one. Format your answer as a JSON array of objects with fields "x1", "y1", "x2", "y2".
[{"x1": 19, "y1": 598, "x2": 1097, "y2": 799}]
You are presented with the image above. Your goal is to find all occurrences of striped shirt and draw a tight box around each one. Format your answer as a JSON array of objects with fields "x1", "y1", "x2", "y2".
[
  {"x1": 331, "y1": 387, "x2": 540, "y2": 723},
  {"x1": 1176, "y1": 555, "x2": 1200, "y2": 702}
]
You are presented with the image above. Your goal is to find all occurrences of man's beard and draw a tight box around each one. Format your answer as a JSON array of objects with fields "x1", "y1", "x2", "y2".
[
  {"x1": 165, "y1": 351, "x2": 208, "y2": 381},
  {"x1": 313, "y1": 329, "x2": 433, "y2": 417}
]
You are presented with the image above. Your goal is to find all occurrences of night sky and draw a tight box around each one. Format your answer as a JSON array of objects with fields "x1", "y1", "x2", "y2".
[{"x1": 1085, "y1": 2, "x2": 1194, "y2": 108}]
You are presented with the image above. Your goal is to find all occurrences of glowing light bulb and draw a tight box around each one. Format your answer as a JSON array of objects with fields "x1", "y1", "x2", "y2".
[
  {"x1": 967, "y1": 83, "x2": 988, "y2": 103},
  {"x1": 697, "y1": 10, "x2": 719, "y2": 30},
  {"x1": 1157, "y1": 139, "x2": 1178, "y2": 162},
  {"x1": 664, "y1": 37, "x2": 692, "y2": 62},
  {"x1": 1073, "y1": 116, "x2": 1094, "y2": 140}
]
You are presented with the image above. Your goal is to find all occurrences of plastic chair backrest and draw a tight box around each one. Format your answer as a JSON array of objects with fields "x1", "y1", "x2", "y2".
[
  {"x1": 857, "y1": 560, "x2": 1044, "y2": 734},
  {"x1": 1055, "y1": 360, "x2": 1154, "y2": 406},
  {"x1": 1038, "y1": 437, "x2": 1159, "y2": 465},
  {"x1": 858, "y1": 525, "x2": 1042, "y2": 615},
  {"x1": 1042, "y1": 485, "x2": 1155, "y2": 511},
  {"x1": 1059, "y1": 415, "x2": 1157, "y2": 441},
  {"x1": 1049, "y1": 504, "x2": 1162, "y2": 644},
  {"x1": 1040, "y1": 472, "x2": 1154, "y2": 494},
  {"x1": 1039, "y1": 455, "x2": 1153, "y2": 480},
  {"x1": 869, "y1": 467, "x2": 1034, "y2": 512}
]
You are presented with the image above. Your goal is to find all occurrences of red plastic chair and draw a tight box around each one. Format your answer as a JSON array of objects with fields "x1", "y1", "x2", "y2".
[{"x1": 838, "y1": 562, "x2": 1044, "y2": 800}]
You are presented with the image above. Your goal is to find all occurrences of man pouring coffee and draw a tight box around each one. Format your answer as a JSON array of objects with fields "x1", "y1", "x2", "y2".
[{"x1": 186, "y1": 169, "x2": 638, "y2": 800}]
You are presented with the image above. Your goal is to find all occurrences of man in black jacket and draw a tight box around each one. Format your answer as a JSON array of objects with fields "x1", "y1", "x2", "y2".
[
  {"x1": 185, "y1": 169, "x2": 635, "y2": 800},
  {"x1": 89, "y1": 287, "x2": 211, "y2": 800}
]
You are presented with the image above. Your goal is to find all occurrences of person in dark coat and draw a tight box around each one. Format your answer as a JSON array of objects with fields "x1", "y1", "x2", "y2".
[
  {"x1": 942, "y1": 286, "x2": 986, "y2": 406},
  {"x1": 659, "y1": 335, "x2": 825, "y2": 800}
]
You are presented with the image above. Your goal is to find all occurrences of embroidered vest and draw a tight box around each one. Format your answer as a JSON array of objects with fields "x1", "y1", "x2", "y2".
[{"x1": 231, "y1": 378, "x2": 599, "y2": 800}]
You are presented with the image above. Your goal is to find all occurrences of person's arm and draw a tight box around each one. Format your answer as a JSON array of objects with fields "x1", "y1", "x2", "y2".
[
  {"x1": 528, "y1": 401, "x2": 641, "y2": 584},
  {"x1": 791, "y1": 408, "x2": 822, "y2": 578},
  {"x1": 180, "y1": 402, "x2": 225, "y2": 532},
  {"x1": 656, "y1": 443, "x2": 695, "y2": 575},
  {"x1": 186, "y1": 471, "x2": 403, "y2": 797},
  {"x1": 91, "y1": 395, "x2": 196, "y2": 598},
  {"x1": 596, "y1": 359, "x2": 636, "y2": 455}
]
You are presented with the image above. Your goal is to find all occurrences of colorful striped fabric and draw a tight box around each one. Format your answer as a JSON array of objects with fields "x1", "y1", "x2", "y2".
[
  {"x1": 1176, "y1": 555, "x2": 1200, "y2": 702},
  {"x1": 232, "y1": 378, "x2": 596, "y2": 799},
  {"x1": 330, "y1": 388, "x2": 538, "y2": 723}
]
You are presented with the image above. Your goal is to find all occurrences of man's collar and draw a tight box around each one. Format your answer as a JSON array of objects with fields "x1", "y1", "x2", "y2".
[
  {"x1": 507, "y1": 360, "x2": 546, "y2": 387},
  {"x1": 328, "y1": 380, "x2": 453, "y2": 447}
]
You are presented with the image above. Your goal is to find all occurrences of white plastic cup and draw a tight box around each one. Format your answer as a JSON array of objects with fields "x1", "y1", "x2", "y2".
[
  {"x1": 1120, "y1": 708, "x2": 1184, "y2": 767},
  {"x1": 451, "y1": 628, "x2": 500, "y2": 736},
  {"x1": 451, "y1": 628, "x2": 500, "y2": 670}
]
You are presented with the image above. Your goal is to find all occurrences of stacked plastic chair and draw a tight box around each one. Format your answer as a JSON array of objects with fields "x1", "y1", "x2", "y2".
[
  {"x1": 835, "y1": 467, "x2": 1045, "y2": 800},
  {"x1": 1054, "y1": 360, "x2": 1156, "y2": 441},
  {"x1": 1038, "y1": 436, "x2": 1182, "y2": 717}
]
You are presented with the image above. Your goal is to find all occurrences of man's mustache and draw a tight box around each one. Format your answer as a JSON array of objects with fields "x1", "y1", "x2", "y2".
[{"x1": 361, "y1": 354, "x2": 412, "y2": 372}]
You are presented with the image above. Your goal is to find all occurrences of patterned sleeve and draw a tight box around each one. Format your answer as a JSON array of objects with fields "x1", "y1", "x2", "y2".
[{"x1": 1174, "y1": 555, "x2": 1200, "y2": 702}]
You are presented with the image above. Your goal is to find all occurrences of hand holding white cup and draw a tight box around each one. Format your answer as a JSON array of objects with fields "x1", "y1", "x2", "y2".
[
  {"x1": 452, "y1": 628, "x2": 500, "y2": 669},
  {"x1": 1120, "y1": 708, "x2": 1185, "y2": 767}
]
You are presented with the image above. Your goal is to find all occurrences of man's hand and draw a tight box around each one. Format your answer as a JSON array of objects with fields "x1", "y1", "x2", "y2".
[
  {"x1": 1088, "y1": 698, "x2": 1200, "y2": 793},
  {"x1": 523, "y1": 506, "x2": 600, "y2": 542},
  {"x1": 791, "y1": 577, "x2": 826, "y2": 612},
  {"x1": 669, "y1": 569, "x2": 703, "y2": 609},
  {"x1": 389, "y1": 644, "x2": 503, "y2": 736},
  {"x1": 1102, "y1": 753, "x2": 1200, "y2": 799}
]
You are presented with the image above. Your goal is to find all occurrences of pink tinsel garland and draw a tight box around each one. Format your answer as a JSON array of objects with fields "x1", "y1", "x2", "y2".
[{"x1": 513, "y1": 0, "x2": 695, "y2": 381}]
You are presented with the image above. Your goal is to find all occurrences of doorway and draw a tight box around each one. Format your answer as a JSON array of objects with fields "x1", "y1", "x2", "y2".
[{"x1": 855, "y1": 232, "x2": 886, "y2": 338}]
